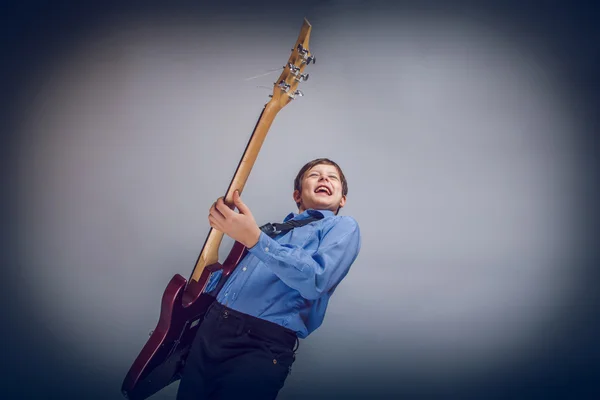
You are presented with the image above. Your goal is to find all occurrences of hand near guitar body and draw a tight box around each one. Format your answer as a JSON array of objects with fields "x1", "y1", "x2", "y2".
[{"x1": 208, "y1": 190, "x2": 261, "y2": 249}]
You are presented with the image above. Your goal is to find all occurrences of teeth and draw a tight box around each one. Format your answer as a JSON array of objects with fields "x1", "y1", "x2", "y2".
[{"x1": 316, "y1": 186, "x2": 330, "y2": 194}]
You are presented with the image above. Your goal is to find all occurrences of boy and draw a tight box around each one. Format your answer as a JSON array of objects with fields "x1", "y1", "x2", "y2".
[{"x1": 177, "y1": 158, "x2": 361, "y2": 399}]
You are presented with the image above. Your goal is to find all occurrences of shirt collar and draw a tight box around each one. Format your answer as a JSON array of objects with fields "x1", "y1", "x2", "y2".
[{"x1": 284, "y1": 209, "x2": 334, "y2": 222}]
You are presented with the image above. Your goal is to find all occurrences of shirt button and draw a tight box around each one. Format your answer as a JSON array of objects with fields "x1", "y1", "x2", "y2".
[
  {"x1": 242, "y1": 267, "x2": 247, "y2": 271},
  {"x1": 265, "y1": 247, "x2": 269, "y2": 252}
]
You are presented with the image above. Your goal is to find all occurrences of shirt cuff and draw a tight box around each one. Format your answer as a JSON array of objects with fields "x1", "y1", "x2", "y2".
[{"x1": 247, "y1": 231, "x2": 275, "y2": 261}]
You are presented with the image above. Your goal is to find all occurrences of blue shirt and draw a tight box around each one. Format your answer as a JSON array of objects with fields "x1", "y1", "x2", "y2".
[{"x1": 213, "y1": 209, "x2": 361, "y2": 338}]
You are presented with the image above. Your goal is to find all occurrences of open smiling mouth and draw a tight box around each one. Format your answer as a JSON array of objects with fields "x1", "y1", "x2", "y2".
[{"x1": 315, "y1": 186, "x2": 331, "y2": 196}]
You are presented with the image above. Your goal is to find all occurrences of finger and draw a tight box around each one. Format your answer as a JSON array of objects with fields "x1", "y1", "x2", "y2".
[
  {"x1": 223, "y1": 197, "x2": 236, "y2": 211},
  {"x1": 216, "y1": 197, "x2": 234, "y2": 215},
  {"x1": 208, "y1": 214, "x2": 222, "y2": 231},
  {"x1": 209, "y1": 206, "x2": 226, "y2": 224},
  {"x1": 210, "y1": 201, "x2": 225, "y2": 219},
  {"x1": 233, "y1": 190, "x2": 250, "y2": 214}
]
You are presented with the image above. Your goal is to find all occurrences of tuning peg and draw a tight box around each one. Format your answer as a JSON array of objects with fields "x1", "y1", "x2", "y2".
[
  {"x1": 297, "y1": 43, "x2": 308, "y2": 55},
  {"x1": 299, "y1": 54, "x2": 315, "y2": 65},
  {"x1": 289, "y1": 90, "x2": 304, "y2": 99},
  {"x1": 288, "y1": 63, "x2": 300, "y2": 74},
  {"x1": 277, "y1": 80, "x2": 291, "y2": 92},
  {"x1": 295, "y1": 73, "x2": 309, "y2": 82},
  {"x1": 297, "y1": 44, "x2": 315, "y2": 65}
]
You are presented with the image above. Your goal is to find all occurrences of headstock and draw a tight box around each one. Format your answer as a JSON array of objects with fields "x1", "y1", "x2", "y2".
[{"x1": 269, "y1": 18, "x2": 314, "y2": 110}]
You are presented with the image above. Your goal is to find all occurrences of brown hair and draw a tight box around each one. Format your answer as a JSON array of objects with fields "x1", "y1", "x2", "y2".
[{"x1": 293, "y1": 158, "x2": 348, "y2": 210}]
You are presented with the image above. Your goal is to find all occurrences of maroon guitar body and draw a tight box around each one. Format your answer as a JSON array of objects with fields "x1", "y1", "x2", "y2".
[
  {"x1": 121, "y1": 18, "x2": 314, "y2": 400},
  {"x1": 121, "y1": 242, "x2": 247, "y2": 400}
]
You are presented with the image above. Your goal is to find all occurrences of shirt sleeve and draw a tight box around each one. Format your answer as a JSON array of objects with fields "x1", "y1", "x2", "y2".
[{"x1": 247, "y1": 216, "x2": 361, "y2": 300}]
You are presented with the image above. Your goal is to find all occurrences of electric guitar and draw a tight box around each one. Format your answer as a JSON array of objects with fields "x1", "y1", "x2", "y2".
[{"x1": 121, "y1": 18, "x2": 314, "y2": 400}]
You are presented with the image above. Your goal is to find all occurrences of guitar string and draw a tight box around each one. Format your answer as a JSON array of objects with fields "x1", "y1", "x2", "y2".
[{"x1": 244, "y1": 67, "x2": 283, "y2": 81}]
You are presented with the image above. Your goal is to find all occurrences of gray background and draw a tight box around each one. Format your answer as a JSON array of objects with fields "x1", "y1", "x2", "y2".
[{"x1": 2, "y1": 1, "x2": 598, "y2": 399}]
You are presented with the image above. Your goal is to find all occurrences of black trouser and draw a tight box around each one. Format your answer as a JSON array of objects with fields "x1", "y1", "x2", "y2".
[{"x1": 176, "y1": 301, "x2": 299, "y2": 400}]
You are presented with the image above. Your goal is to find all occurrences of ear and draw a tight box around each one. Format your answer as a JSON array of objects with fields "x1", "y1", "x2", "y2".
[
  {"x1": 338, "y1": 195, "x2": 347, "y2": 209},
  {"x1": 293, "y1": 189, "x2": 302, "y2": 204}
]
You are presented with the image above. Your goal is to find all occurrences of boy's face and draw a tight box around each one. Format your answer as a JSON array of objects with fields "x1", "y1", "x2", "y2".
[{"x1": 293, "y1": 163, "x2": 346, "y2": 213}]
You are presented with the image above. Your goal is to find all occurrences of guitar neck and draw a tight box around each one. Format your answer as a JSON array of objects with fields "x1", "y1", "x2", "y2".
[
  {"x1": 222, "y1": 103, "x2": 279, "y2": 206},
  {"x1": 187, "y1": 17, "x2": 313, "y2": 284},
  {"x1": 189, "y1": 102, "x2": 279, "y2": 283}
]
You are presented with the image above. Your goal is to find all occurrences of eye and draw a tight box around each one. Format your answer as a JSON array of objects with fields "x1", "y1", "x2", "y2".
[{"x1": 329, "y1": 175, "x2": 339, "y2": 180}]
